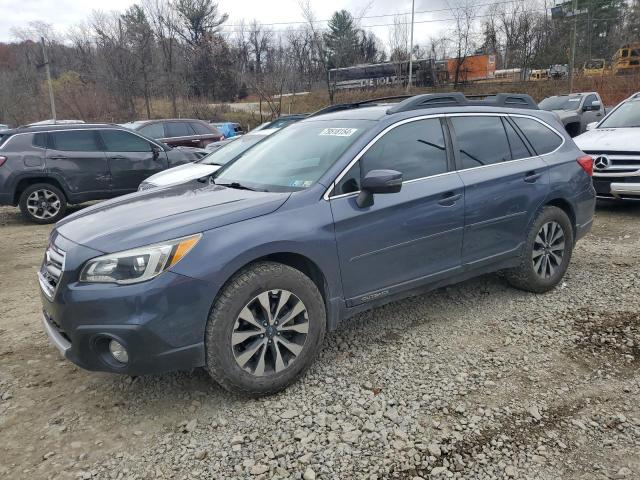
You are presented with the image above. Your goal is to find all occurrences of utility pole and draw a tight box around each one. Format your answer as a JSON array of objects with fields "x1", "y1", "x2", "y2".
[
  {"x1": 40, "y1": 37, "x2": 56, "y2": 123},
  {"x1": 568, "y1": 0, "x2": 578, "y2": 93},
  {"x1": 406, "y1": 0, "x2": 415, "y2": 92}
]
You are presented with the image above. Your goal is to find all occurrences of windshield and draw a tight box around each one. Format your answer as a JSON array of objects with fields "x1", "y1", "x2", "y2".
[
  {"x1": 539, "y1": 96, "x2": 582, "y2": 111},
  {"x1": 215, "y1": 119, "x2": 373, "y2": 192},
  {"x1": 199, "y1": 135, "x2": 266, "y2": 165},
  {"x1": 599, "y1": 100, "x2": 640, "y2": 128}
]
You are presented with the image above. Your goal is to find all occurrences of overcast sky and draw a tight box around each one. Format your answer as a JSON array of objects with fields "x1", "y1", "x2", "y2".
[{"x1": 0, "y1": 0, "x2": 456, "y2": 47}]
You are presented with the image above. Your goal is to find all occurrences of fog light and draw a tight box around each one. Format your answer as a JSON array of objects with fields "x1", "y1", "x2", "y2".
[{"x1": 108, "y1": 340, "x2": 129, "y2": 364}]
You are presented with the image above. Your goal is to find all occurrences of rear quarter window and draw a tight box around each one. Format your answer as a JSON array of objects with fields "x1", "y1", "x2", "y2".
[{"x1": 511, "y1": 117, "x2": 563, "y2": 155}]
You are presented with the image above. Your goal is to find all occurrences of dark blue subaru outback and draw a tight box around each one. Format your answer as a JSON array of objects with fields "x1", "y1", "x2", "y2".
[{"x1": 39, "y1": 94, "x2": 596, "y2": 394}]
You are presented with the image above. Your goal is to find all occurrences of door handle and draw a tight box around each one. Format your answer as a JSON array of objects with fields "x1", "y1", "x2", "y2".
[
  {"x1": 524, "y1": 171, "x2": 541, "y2": 183},
  {"x1": 438, "y1": 192, "x2": 462, "y2": 206},
  {"x1": 191, "y1": 139, "x2": 200, "y2": 143},
  {"x1": 109, "y1": 155, "x2": 127, "y2": 160},
  {"x1": 48, "y1": 155, "x2": 67, "y2": 160}
]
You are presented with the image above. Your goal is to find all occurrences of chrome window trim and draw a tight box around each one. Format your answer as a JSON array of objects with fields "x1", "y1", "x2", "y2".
[
  {"x1": 323, "y1": 112, "x2": 566, "y2": 201},
  {"x1": 1, "y1": 127, "x2": 165, "y2": 151}
]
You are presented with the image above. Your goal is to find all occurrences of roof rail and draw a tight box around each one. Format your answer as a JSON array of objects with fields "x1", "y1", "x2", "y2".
[
  {"x1": 386, "y1": 92, "x2": 538, "y2": 114},
  {"x1": 308, "y1": 95, "x2": 413, "y2": 118}
]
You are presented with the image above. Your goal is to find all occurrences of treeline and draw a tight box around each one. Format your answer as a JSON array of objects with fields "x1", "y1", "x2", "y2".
[{"x1": 0, "y1": 0, "x2": 639, "y2": 126}]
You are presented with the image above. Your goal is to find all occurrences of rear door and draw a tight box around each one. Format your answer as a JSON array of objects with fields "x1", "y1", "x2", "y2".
[
  {"x1": 161, "y1": 121, "x2": 198, "y2": 147},
  {"x1": 99, "y1": 129, "x2": 168, "y2": 194},
  {"x1": 46, "y1": 130, "x2": 110, "y2": 199},
  {"x1": 330, "y1": 117, "x2": 465, "y2": 305},
  {"x1": 449, "y1": 114, "x2": 550, "y2": 268}
]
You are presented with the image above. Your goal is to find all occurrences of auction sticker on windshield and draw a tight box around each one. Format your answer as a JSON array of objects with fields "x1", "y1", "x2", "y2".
[{"x1": 319, "y1": 128, "x2": 358, "y2": 137}]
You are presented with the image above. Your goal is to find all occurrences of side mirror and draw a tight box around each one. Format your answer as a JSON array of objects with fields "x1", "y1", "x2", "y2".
[
  {"x1": 356, "y1": 169, "x2": 402, "y2": 208},
  {"x1": 586, "y1": 122, "x2": 598, "y2": 131},
  {"x1": 151, "y1": 145, "x2": 161, "y2": 160}
]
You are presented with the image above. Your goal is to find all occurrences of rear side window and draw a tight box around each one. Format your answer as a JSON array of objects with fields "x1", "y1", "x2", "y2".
[
  {"x1": 100, "y1": 130, "x2": 152, "y2": 152},
  {"x1": 503, "y1": 119, "x2": 530, "y2": 159},
  {"x1": 165, "y1": 122, "x2": 194, "y2": 137},
  {"x1": 511, "y1": 117, "x2": 562, "y2": 155},
  {"x1": 190, "y1": 122, "x2": 212, "y2": 135},
  {"x1": 50, "y1": 131, "x2": 101, "y2": 152},
  {"x1": 139, "y1": 123, "x2": 164, "y2": 139},
  {"x1": 335, "y1": 118, "x2": 448, "y2": 195},
  {"x1": 0, "y1": 133, "x2": 10, "y2": 147},
  {"x1": 451, "y1": 116, "x2": 511, "y2": 169},
  {"x1": 33, "y1": 133, "x2": 48, "y2": 149}
]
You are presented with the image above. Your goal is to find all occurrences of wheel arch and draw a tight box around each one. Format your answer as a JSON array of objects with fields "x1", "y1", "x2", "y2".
[
  {"x1": 544, "y1": 197, "x2": 577, "y2": 239},
  {"x1": 13, "y1": 176, "x2": 68, "y2": 205}
]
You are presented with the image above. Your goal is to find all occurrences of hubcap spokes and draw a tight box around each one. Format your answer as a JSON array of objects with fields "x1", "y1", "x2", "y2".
[
  {"x1": 26, "y1": 189, "x2": 60, "y2": 219},
  {"x1": 532, "y1": 221, "x2": 565, "y2": 279},
  {"x1": 232, "y1": 290, "x2": 309, "y2": 377}
]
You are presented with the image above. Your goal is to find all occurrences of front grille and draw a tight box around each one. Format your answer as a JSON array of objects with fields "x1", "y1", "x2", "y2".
[
  {"x1": 39, "y1": 243, "x2": 65, "y2": 300},
  {"x1": 584, "y1": 151, "x2": 640, "y2": 174}
]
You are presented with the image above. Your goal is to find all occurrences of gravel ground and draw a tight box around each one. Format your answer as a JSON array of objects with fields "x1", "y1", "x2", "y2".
[{"x1": 0, "y1": 201, "x2": 639, "y2": 480}]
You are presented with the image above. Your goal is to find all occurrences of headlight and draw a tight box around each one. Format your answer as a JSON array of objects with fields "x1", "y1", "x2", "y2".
[{"x1": 79, "y1": 234, "x2": 201, "y2": 284}]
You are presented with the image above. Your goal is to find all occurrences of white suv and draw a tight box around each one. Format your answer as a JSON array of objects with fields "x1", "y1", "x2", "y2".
[{"x1": 575, "y1": 92, "x2": 640, "y2": 200}]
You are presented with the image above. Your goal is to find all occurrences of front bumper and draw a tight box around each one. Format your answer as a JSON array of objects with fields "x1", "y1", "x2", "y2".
[
  {"x1": 593, "y1": 177, "x2": 640, "y2": 200},
  {"x1": 40, "y1": 268, "x2": 214, "y2": 376}
]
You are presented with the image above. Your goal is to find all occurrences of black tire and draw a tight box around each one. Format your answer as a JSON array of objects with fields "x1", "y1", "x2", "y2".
[
  {"x1": 205, "y1": 261, "x2": 326, "y2": 395},
  {"x1": 18, "y1": 183, "x2": 67, "y2": 224},
  {"x1": 505, "y1": 206, "x2": 574, "y2": 293}
]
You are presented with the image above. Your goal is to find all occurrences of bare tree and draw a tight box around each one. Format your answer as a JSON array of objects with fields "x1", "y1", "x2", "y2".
[{"x1": 448, "y1": 0, "x2": 478, "y2": 87}]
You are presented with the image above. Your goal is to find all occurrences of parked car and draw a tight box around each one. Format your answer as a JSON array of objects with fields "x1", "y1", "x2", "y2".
[
  {"x1": 574, "y1": 92, "x2": 640, "y2": 200},
  {"x1": 139, "y1": 129, "x2": 279, "y2": 190},
  {"x1": 0, "y1": 124, "x2": 9, "y2": 130},
  {"x1": 211, "y1": 122, "x2": 244, "y2": 138},
  {"x1": 0, "y1": 124, "x2": 203, "y2": 223},
  {"x1": 252, "y1": 114, "x2": 308, "y2": 131},
  {"x1": 539, "y1": 92, "x2": 606, "y2": 137},
  {"x1": 38, "y1": 93, "x2": 595, "y2": 394},
  {"x1": 122, "y1": 119, "x2": 224, "y2": 148}
]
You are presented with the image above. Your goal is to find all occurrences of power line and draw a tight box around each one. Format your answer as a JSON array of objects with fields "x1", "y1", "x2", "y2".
[{"x1": 218, "y1": 0, "x2": 530, "y2": 29}]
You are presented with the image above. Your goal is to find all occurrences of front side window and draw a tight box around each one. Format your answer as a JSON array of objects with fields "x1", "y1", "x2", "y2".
[
  {"x1": 451, "y1": 116, "x2": 511, "y2": 170},
  {"x1": 50, "y1": 130, "x2": 101, "y2": 152},
  {"x1": 511, "y1": 117, "x2": 563, "y2": 155},
  {"x1": 598, "y1": 100, "x2": 640, "y2": 128},
  {"x1": 139, "y1": 123, "x2": 164, "y2": 139},
  {"x1": 164, "y1": 122, "x2": 193, "y2": 138},
  {"x1": 335, "y1": 118, "x2": 448, "y2": 195},
  {"x1": 100, "y1": 130, "x2": 152, "y2": 152},
  {"x1": 215, "y1": 120, "x2": 373, "y2": 192},
  {"x1": 190, "y1": 122, "x2": 213, "y2": 135}
]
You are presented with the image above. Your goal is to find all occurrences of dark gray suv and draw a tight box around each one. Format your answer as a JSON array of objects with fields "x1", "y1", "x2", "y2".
[
  {"x1": 39, "y1": 94, "x2": 596, "y2": 395},
  {"x1": 0, "y1": 124, "x2": 202, "y2": 223}
]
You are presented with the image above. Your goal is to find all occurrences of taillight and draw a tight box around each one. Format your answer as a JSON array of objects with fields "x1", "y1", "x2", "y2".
[
  {"x1": 577, "y1": 155, "x2": 593, "y2": 177},
  {"x1": 0, "y1": 156, "x2": 7, "y2": 167}
]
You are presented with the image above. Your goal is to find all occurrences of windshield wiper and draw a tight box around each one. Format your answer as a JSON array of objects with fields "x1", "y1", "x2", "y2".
[{"x1": 215, "y1": 181, "x2": 257, "y2": 191}]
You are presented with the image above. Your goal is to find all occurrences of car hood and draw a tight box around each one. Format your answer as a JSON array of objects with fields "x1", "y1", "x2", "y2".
[
  {"x1": 552, "y1": 109, "x2": 580, "y2": 122},
  {"x1": 574, "y1": 128, "x2": 640, "y2": 151},
  {"x1": 56, "y1": 183, "x2": 290, "y2": 253},
  {"x1": 145, "y1": 163, "x2": 221, "y2": 187}
]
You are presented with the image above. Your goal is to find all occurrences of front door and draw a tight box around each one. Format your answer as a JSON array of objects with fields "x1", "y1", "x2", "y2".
[
  {"x1": 330, "y1": 118, "x2": 465, "y2": 305},
  {"x1": 99, "y1": 129, "x2": 168, "y2": 194},
  {"x1": 46, "y1": 130, "x2": 110, "y2": 199},
  {"x1": 448, "y1": 115, "x2": 550, "y2": 268}
]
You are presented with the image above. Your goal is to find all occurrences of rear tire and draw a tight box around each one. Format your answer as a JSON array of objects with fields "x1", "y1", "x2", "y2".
[
  {"x1": 205, "y1": 261, "x2": 326, "y2": 395},
  {"x1": 505, "y1": 206, "x2": 574, "y2": 293},
  {"x1": 18, "y1": 183, "x2": 67, "y2": 224}
]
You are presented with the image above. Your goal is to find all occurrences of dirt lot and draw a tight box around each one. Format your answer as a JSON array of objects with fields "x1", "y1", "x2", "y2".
[{"x1": 0, "y1": 202, "x2": 639, "y2": 480}]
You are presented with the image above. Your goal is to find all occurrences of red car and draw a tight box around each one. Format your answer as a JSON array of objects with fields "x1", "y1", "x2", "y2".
[{"x1": 123, "y1": 119, "x2": 224, "y2": 148}]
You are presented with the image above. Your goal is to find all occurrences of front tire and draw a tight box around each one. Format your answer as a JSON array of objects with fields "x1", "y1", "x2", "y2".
[
  {"x1": 18, "y1": 183, "x2": 67, "y2": 224},
  {"x1": 205, "y1": 262, "x2": 326, "y2": 395},
  {"x1": 505, "y1": 206, "x2": 574, "y2": 293}
]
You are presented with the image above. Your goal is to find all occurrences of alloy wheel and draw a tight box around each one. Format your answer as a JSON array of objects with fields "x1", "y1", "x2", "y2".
[
  {"x1": 532, "y1": 221, "x2": 565, "y2": 279},
  {"x1": 232, "y1": 290, "x2": 309, "y2": 377},
  {"x1": 26, "y1": 189, "x2": 61, "y2": 220}
]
